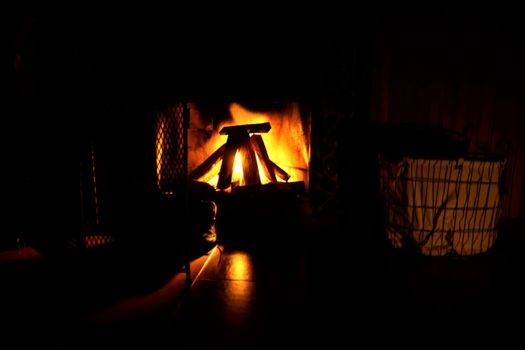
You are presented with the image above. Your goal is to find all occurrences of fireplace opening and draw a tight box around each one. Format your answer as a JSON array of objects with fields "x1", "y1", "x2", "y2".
[
  {"x1": 187, "y1": 102, "x2": 311, "y2": 193},
  {"x1": 155, "y1": 101, "x2": 312, "y2": 244}
]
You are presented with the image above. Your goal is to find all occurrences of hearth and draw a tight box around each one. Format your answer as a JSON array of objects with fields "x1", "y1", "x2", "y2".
[{"x1": 155, "y1": 101, "x2": 312, "y2": 243}]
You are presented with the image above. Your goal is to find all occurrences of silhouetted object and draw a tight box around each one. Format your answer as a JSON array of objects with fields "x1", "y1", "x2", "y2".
[{"x1": 377, "y1": 124, "x2": 508, "y2": 256}]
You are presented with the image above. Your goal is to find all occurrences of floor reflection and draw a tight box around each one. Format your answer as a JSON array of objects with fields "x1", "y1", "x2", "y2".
[
  {"x1": 221, "y1": 251, "x2": 255, "y2": 325},
  {"x1": 225, "y1": 251, "x2": 254, "y2": 281}
]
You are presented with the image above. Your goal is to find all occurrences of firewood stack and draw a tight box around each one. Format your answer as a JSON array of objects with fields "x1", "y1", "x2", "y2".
[{"x1": 190, "y1": 122, "x2": 290, "y2": 190}]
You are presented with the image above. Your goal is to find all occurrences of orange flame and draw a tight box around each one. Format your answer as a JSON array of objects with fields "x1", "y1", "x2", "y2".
[
  {"x1": 189, "y1": 102, "x2": 310, "y2": 190},
  {"x1": 231, "y1": 151, "x2": 244, "y2": 186},
  {"x1": 225, "y1": 150, "x2": 273, "y2": 188}
]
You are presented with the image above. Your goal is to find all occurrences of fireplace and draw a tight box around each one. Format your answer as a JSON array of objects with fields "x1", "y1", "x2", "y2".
[{"x1": 155, "y1": 100, "x2": 312, "y2": 243}]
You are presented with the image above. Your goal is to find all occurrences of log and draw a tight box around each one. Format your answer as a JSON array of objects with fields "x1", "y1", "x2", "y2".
[
  {"x1": 217, "y1": 133, "x2": 243, "y2": 190},
  {"x1": 190, "y1": 144, "x2": 226, "y2": 180},
  {"x1": 239, "y1": 134, "x2": 261, "y2": 186},
  {"x1": 198, "y1": 121, "x2": 292, "y2": 189},
  {"x1": 271, "y1": 181, "x2": 305, "y2": 192},
  {"x1": 232, "y1": 181, "x2": 305, "y2": 195},
  {"x1": 250, "y1": 135, "x2": 277, "y2": 183},
  {"x1": 219, "y1": 122, "x2": 271, "y2": 135},
  {"x1": 270, "y1": 160, "x2": 291, "y2": 181}
]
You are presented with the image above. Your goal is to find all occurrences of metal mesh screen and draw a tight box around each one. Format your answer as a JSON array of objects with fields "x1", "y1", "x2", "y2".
[
  {"x1": 84, "y1": 235, "x2": 115, "y2": 249},
  {"x1": 156, "y1": 102, "x2": 188, "y2": 194}
]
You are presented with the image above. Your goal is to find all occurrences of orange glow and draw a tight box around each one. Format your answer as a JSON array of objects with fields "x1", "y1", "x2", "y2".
[
  {"x1": 228, "y1": 103, "x2": 310, "y2": 182},
  {"x1": 254, "y1": 153, "x2": 269, "y2": 183},
  {"x1": 155, "y1": 114, "x2": 166, "y2": 189},
  {"x1": 190, "y1": 102, "x2": 310, "y2": 190},
  {"x1": 224, "y1": 251, "x2": 255, "y2": 323},
  {"x1": 0, "y1": 246, "x2": 41, "y2": 262},
  {"x1": 85, "y1": 235, "x2": 115, "y2": 249},
  {"x1": 226, "y1": 251, "x2": 254, "y2": 281}
]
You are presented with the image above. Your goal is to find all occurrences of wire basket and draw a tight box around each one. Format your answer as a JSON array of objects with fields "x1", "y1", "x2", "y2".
[{"x1": 379, "y1": 155, "x2": 507, "y2": 256}]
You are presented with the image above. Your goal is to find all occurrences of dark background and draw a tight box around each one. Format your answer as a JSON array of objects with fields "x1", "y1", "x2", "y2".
[
  {"x1": 3, "y1": 7, "x2": 525, "y2": 347},
  {"x1": 5, "y1": 6, "x2": 525, "y2": 249}
]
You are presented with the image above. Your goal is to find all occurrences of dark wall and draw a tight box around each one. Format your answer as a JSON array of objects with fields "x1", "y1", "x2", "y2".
[
  {"x1": 370, "y1": 8, "x2": 525, "y2": 217},
  {"x1": 8, "y1": 13, "x2": 81, "y2": 250}
]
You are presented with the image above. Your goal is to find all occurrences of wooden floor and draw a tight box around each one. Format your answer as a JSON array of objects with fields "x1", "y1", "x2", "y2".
[
  {"x1": 168, "y1": 244, "x2": 315, "y2": 348},
  {"x1": 1, "y1": 212, "x2": 525, "y2": 348}
]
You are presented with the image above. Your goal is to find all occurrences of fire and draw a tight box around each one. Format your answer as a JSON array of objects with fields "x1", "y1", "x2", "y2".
[
  {"x1": 227, "y1": 103, "x2": 310, "y2": 185},
  {"x1": 189, "y1": 102, "x2": 311, "y2": 190},
  {"x1": 229, "y1": 151, "x2": 278, "y2": 187},
  {"x1": 231, "y1": 151, "x2": 243, "y2": 186}
]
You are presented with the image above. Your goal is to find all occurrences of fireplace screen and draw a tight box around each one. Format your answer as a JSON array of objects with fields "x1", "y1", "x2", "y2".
[{"x1": 156, "y1": 103, "x2": 188, "y2": 194}]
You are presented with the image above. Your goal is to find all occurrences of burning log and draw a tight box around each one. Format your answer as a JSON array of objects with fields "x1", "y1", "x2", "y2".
[
  {"x1": 239, "y1": 134, "x2": 261, "y2": 186},
  {"x1": 219, "y1": 122, "x2": 271, "y2": 136},
  {"x1": 217, "y1": 133, "x2": 243, "y2": 190},
  {"x1": 270, "y1": 160, "x2": 290, "y2": 182},
  {"x1": 250, "y1": 135, "x2": 277, "y2": 183},
  {"x1": 190, "y1": 144, "x2": 226, "y2": 180},
  {"x1": 194, "y1": 121, "x2": 292, "y2": 190},
  {"x1": 217, "y1": 123, "x2": 270, "y2": 189}
]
